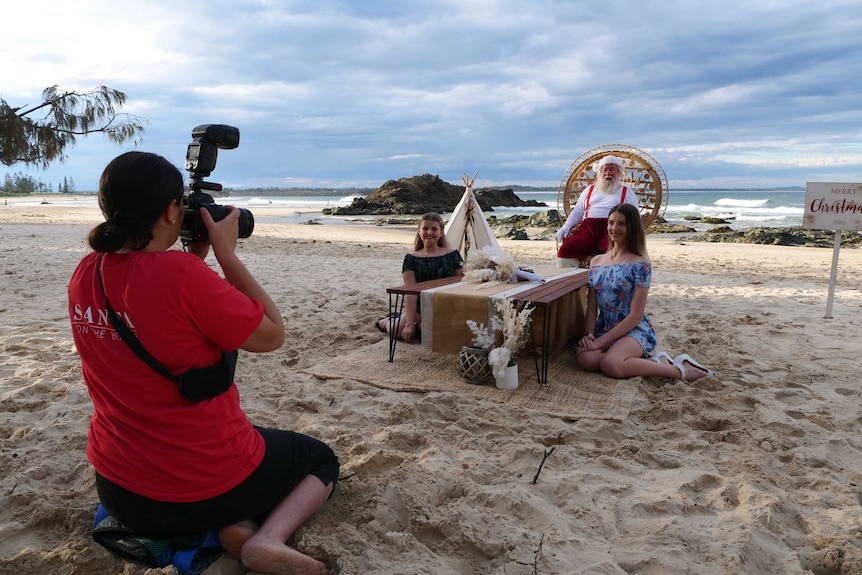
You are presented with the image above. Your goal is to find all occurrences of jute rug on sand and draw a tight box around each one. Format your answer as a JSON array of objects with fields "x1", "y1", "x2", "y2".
[{"x1": 305, "y1": 340, "x2": 640, "y2": 422}]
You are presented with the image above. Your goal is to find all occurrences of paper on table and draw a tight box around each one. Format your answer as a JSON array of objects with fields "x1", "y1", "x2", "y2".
[{"x1": 514, "y1": 269, "x2": 544, "y2": 283}]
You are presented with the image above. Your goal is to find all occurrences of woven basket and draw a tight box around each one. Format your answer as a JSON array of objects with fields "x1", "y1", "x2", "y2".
[{"x1": 456, "y1": 346, "x2": 493, "y2": 385}]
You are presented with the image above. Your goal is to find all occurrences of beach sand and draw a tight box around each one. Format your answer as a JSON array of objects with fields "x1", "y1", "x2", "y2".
[{"x1": 2, "y1": 200, "x2": 862, "y2": 574}]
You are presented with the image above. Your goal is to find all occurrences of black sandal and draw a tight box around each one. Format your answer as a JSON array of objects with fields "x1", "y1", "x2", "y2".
[{"x1": 374, "y1": 312, "x2": 400, "y2": 333}]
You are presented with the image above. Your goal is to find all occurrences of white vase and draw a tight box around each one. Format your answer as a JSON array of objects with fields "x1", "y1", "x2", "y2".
[{"x1": 495, "y1": 363, "x2": 518, "y2": 390}]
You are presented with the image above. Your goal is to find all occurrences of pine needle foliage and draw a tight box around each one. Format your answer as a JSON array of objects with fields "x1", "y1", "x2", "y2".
[{"x1": 0, "y1": 85, "x2": 146, "y2": 168}]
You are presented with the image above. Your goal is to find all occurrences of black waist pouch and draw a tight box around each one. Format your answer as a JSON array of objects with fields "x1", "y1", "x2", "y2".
[{"x1": 177, "y1": 350, "x2": 238, "y2": 402}]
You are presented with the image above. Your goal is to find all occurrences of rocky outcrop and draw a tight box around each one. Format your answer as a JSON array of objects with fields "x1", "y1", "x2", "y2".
[
  {"x1": 650, "y1": 222, "x2": 698, "y2": 234},
  {"x1": 327, "y1": 174, "x2": 461, "y2": 215},
  {"x1": 488, "y1": 209, "x2": 562, "y2": 228},
  {"x1": 487, "y1": 210, "x2": 562, "y2": 241},
  {"x1": 473, "y1": 187, "x2": 547, "y2": 209},
  {"x1": 326, "y1": 174, "x2": 547, "y2": 215},
  {"x1": 683, "y1": 216, "x2": 733, "y2": 225},
  {"x1": 681, "y1": 227, "x2": 862, "y2": 248}
]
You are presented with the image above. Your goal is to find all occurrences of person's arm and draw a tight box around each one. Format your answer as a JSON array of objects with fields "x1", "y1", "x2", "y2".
[
  {"x1": 578, "y1": 286, "x2": 598, "y2": 348},
  {"x1": 590, "y1": 286, "x2": 648, "y2": 351},
  {"x1": 200, "y1": 207, "x2": 285, "y2": 352},
  {"x1": 555, "y1": 196, "x2": 587, "y2": 241},
  {"x1": 453, "y1": 252, "x2": 465, "y2": 277}
]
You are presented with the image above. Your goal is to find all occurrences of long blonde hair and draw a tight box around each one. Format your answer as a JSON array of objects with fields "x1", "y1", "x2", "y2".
[{"x1": 413, "y1": 212, "x2": 449, "y2": 251}]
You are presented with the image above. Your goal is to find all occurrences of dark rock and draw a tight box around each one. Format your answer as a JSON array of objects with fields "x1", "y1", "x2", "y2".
[
  {"x1": 649, "y1": 223, "x2": 698, "y2": 233},
  {"x1": 492, "y1": 226, "x2": 529, "y2": 240},
  {"x1": 526, "y1": 210, "x2": 561, "y2": 227},
  {"x1": 487, "y1": 210, "x2": 560, "y2": 228},
  {"x1": 706, "y1": 226, "x2": 734, "y2": 234},
  {"x1": 484, "y1": 210, "x2": 562, "y2": 241},
  {"x1": 702, "y1": 217, "x2": 733, "y2": 224},
  {"x1": 681, "y1": 226, "x2": 862, "y2": 248},
  {"x1": 329, "y1": 174, "x2": 548, "y2": 215},
  {"x1": 647, "y1": 215, "x2": 697, "y2": 233},
  {"x1": 474, "y1": 187, "x2": 547, "y2": 209},
  {"x1": 330, "y1": 174, "x2": 463, "y2": 215},
  {"x1": 488, "y1": 215, "x2": 527, "y2": 227}
]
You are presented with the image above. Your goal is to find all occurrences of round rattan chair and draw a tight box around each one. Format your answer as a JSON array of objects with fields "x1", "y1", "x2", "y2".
[{"x1": 556, "y1": 144, "x2": 669, "y2": 267}]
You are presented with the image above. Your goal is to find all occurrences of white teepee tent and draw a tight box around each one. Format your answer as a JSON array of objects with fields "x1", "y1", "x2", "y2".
[{"x1": 444, "y1": 172, "x2": 503, "y2": 259}]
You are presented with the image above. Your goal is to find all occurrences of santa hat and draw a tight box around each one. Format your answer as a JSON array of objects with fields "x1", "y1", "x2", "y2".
[{"x1": 597, "y1": 155, "x2": 624, "y2": 169}]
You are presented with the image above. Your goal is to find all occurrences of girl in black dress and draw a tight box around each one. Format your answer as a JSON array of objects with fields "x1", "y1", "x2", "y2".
[{"x1": 375, "y1": 213, "x2": 465, "y2": 342}]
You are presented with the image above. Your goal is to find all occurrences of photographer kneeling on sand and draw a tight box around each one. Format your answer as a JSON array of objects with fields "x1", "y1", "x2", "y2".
[{"x1": 68, "y1": 149, "x2": 339, "y2": 574}]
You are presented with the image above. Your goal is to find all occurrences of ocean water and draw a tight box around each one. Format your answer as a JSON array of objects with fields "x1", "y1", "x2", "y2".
[
  {"x1": 484, "y1": 189, "x2": 806, "y2": 230},
  {"x1": 21, "y1": 188, "x2": 806, "y2": 230},
  {"x1": 664, "y1": 189, "x2": 805, "y2": 229}
]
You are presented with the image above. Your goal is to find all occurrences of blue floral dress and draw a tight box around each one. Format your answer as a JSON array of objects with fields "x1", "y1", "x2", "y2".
[{"x1": 588, "y1": 261, "x2": 657, "y2": 356}]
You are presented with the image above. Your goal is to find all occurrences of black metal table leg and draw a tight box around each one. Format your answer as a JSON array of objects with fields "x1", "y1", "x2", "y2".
[
  {"x1": 529, "y1": 314, "x2": 541, "y2": 382},
  {"x1": 387, "y1": 293, "x2": 406, "y2": 362},
  {"x1": 539, "y1": 304, "x2": 552, "y2": 384},
  {"x1": 526, "y1": 303, "x2": 552, "y2": 384}
]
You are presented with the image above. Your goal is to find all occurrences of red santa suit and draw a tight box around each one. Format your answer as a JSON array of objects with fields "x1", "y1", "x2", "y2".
[{"x1": 557, "y1": 183, "x2": 639, "y2": 260}]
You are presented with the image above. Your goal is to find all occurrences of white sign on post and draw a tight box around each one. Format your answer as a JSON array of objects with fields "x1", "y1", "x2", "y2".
[
  {"x1": 803, "y1": 182, "x2": 862, "y2": 318},
  {"x1": 803, "y1": 183, "x2": 862, "y2": 230}
]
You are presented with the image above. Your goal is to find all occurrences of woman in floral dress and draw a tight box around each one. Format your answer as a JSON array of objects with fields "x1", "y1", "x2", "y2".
[
  {"x1": 375, "y1": 213, "x2": 464, "y2": 342},
  {"x1": 577, "y1": 203, "x2": 713, "y2": 381}
]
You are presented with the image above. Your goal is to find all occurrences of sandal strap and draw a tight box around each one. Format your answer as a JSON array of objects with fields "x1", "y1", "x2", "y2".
[{"x1": 673, "y1": 358, "x2": 687, "y2": 381}]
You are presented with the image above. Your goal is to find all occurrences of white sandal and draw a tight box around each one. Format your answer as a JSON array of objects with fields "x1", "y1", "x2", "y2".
[
  {"x1": 673, "y1": 354, "x2": 715, "y2": 380},
  {"x1": 650, "y1": 351, "x2": 673, "y2": 365}
]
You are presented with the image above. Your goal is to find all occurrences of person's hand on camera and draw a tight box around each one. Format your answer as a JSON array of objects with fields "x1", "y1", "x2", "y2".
[{"x1": 200, "y1": 205, "x2": 240, "y2": 260}]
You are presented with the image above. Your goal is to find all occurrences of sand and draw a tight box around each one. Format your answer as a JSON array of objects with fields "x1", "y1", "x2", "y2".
[{"x1": 2, "y1": 199, "x2": 862, "y2": 575}]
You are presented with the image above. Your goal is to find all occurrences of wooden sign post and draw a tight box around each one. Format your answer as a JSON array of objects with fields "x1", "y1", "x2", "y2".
[{"x1": 803, "y1": 182, "x2": 862, "y2": 318}]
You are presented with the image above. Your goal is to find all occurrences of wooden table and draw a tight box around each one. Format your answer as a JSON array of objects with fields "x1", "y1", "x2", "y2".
[
  {"x1": 385, "y1": 276, "x2": 462, "y2": 362},
  {"x1": 385, "y1": 268, "x2": 589, "y2": 382},
  {"x1": 511, "y1": 273, "x2": 590, "y2": 384}
]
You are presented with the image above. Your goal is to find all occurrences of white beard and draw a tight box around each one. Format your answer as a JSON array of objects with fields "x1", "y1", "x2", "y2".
[{"x1": 596, "y1": 175, "x2": 623, "y2": 194}]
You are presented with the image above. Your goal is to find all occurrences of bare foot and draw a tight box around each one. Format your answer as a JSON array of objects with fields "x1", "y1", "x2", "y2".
[
  {"x1": 219, "y1": 520, "x2": 258, "y2": 559},
  {"x1": 679, "y1": 359, "x2": 710, "y2": 382},
  {"x1": 241, "y1": 534, "x2": 328, "y2": 575}
]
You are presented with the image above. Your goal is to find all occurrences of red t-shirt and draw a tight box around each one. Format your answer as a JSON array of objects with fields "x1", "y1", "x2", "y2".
[{"x1": 68, "y1": 250, "x2": 266, "y2": 502}]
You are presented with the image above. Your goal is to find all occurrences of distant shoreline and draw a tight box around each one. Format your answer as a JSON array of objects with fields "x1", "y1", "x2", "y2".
[
  {"x1": 3, "y1": 185, "x2": 805, "y2": 202},
  {"x1": 2, "y1": 198, "x2": 857, "y2": 248}
]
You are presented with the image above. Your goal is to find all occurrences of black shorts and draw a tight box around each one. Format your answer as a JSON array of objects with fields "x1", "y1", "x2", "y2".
[{"x1": 96, "y1": 427, "x2": 340, "y2": 536}]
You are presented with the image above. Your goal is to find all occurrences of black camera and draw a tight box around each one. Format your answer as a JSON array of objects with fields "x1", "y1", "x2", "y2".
[{"x1": 180, "y1": 124, "x2": 254, "y2": 243}]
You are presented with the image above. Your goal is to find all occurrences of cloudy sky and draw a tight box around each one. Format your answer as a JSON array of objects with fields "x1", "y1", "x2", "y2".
[{"x1": 3, "y1": 0, "x2": 862, "y2": 191}]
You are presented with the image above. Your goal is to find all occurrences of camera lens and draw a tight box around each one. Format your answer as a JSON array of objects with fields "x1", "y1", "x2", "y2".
[
  {"x1": 236, "y1": 208, "x2": 254, "y2": 238},
  {"x1": 202, "y1": 204, "x2": 254, "y2": 239}
]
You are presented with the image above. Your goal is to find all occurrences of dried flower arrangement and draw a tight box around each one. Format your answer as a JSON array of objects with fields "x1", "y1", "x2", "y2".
[
  {"x1": 461, "y1": 245, "x2": 545, "y2": 287},
  {"x1": 461, "y1": 246, "x2": 517, "y2": 287},
  {"x1": 466, "y1": 297, "x2": 534, "y2": 378}
]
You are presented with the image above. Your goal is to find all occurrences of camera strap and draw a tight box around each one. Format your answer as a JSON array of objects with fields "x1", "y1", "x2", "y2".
[{"x1": 96, "y1": 255, "x2": 236, "y2": 401}]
